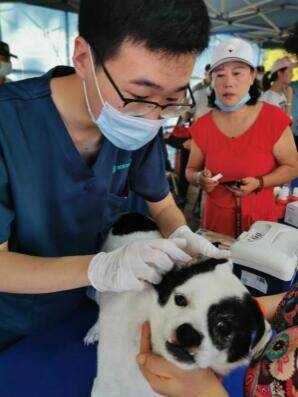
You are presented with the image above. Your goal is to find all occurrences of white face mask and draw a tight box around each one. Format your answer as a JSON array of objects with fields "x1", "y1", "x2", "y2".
[
  {"x1": 0, "y1": 61, "x2": 12, "y2": 77},
  {"x1": 83, "y1": 46, "x2": 166, "y2": 151}
]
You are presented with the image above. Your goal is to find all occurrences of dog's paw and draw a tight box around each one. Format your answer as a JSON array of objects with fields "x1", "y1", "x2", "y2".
[{"x1": 84, "y1": 322, "x2": 100, "y2": 345}]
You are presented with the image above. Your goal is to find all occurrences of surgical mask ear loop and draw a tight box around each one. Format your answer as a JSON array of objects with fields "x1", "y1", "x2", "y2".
[
  {"x1": 88, "y1": 45, "x2": 105, "y2": 106},
  {"x1": 82, "y1": 80, "x2": 97, "y2": 123},
  {"x1": 82, "y1": 45, "x2": 106, "y2": 122}
]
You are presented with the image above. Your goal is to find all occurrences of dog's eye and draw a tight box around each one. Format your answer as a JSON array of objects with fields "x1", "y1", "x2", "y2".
[
  {"x1": 175, "y1": 294, "x2": 188, "y2": 307},
  {"x1": 216, "y1": 321, "x2": 233, "y2": 337}
]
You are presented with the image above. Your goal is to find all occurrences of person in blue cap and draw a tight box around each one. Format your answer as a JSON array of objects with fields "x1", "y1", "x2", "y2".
[{"x1": 0, "y1": 0, "x2": 229, "y2": 350}]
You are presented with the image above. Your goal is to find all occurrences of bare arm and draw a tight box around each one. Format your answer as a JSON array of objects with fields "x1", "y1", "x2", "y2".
[
  {"x1": 147, "y1": 193, "x2": 186, "y2": 238},
  {"x1": 185, "y1": 140, "x2": 205, "y2": 186},
  {"x1": 185, "y1": 140, "x2": 219, "y2": 193},
  {"x1": 257, "y1": 292, "x2": 286, "y2": 322},
  {"x1": 263, "y1": 127, "x2": 298, "y2": 187},
  {"x1": 231, "y1": 127, "x2": 298, "y2": 197},
  {"x1": 0, "y1": 240, "x2": 92, "y2": 294},
  {"x1": 284, "y1": 85, "x2": 293, "y2": 118}
]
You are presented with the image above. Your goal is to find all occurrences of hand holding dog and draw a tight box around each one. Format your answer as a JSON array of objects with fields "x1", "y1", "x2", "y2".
[
  {"x1": 88, "y1": 239, "x2": 191, "y2": 292},
  {"x1": 169, "y1": 225, "x2": 230, "y2": 259},
  {"x1": 137, "y1": 322, "x2": 229, "y2": 397}
]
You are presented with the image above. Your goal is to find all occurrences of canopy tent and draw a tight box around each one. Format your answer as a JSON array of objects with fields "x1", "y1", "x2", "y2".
[
  {"x1": 206, "y1": 0, "x2": 298, "y2": 48},
  {"x1": 0, "y1": 0, "x2": 79, "y2": 12},
  {"x1": 0, "y1": 0, "x2": 297, "y2": 49}
]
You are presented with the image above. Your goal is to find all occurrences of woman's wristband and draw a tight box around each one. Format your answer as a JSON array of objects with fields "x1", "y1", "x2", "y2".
[{"x1": 255, "y1": 176, "x2": 264, "y2": 192}]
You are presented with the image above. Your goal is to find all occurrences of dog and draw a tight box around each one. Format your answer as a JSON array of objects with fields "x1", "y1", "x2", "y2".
[{"x1": 85, "y1": 213, "x2": 272, "y2": 397}]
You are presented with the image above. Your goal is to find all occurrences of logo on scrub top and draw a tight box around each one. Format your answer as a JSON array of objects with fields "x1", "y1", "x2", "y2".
[{"x1": 112, "y1": 161, "x2": 131, "y2": 174}]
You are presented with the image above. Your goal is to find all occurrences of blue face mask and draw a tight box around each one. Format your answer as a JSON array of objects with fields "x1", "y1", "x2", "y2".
[
  {"x1": 214, "y1": 93, "x2": 251, "y2": 112},
  {"x1": 83, "y1": 48, "x2": 166, "y2": 151}
]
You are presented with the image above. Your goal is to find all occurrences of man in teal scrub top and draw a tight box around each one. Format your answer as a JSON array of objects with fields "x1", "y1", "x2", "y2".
[{"x1": 0, "y1": 0, "x2": 229, "y2": 350}]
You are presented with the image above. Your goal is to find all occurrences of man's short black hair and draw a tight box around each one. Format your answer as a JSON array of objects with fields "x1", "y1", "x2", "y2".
[{"x1": 79, "y1": 0, "x2": 210, "y2": 65}]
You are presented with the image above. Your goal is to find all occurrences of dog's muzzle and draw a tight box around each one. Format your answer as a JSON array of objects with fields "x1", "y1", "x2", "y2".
[{"x1": 166, "y1": 323, "x2": 203, "y2": 364}]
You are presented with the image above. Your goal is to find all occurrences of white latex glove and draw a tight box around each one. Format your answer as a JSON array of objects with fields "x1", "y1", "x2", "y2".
[
  {"x1": 88, "y1": 238, "x2": 191, "y2": 292},
  {"x1": 169, "y1": 225, "x2": 230, "y2": 259}
]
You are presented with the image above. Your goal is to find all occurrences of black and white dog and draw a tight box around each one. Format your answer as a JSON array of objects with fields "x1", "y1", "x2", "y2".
[{"x1": 85, "y1": 213, "x2": 272, "y2": 397}]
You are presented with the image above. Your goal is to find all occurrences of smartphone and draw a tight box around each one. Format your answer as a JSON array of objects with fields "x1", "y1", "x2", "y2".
[{"x1": 221, "y1": 180, "x2": 243, "y2": 188}]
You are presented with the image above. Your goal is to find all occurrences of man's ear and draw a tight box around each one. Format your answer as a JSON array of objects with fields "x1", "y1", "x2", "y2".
[{"x1": 73, "y1": 36, "x2": 90, "y2": 80}]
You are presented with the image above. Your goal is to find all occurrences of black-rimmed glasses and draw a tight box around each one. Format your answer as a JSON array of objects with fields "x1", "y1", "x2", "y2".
[{"x1": 101, "y1": 62, "x2": 196, "y2": 119}]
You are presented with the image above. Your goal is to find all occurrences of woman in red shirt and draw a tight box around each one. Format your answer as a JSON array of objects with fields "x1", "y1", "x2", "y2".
[{"x1": 185, "y1": 38, "x2": 298, "y2": 237}]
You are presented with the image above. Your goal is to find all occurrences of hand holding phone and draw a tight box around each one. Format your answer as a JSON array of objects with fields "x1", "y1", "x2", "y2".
[{"x1": 222, "y1": 180, "x2": 243, "y2": 188}]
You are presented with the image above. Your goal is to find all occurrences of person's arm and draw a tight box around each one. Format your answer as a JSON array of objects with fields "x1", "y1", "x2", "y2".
[
  {"x1": 284, "y1": 85, "x2": 293, "y2": 118},
  {"x1": 231, "y1": 127, "x2": 298, "y2": 197},
  {"x1": 185, "y1": 140, "x2": 219, "y2": 192},
  {"x1": 147, "y1": 193, "x2": 186, "y2": 238},
  {"x1": 185, "y1": 140, "x2": 204, "y2": 186},
  {"x1": 147, "y1": 193, "x2": 229, "y2": 259},
  {"x1": 0, "y1": 239, "x2": 192, "y2": 295},
  {"x1": 257, "y1": 292, "x2": 287, "y2": 322},
  {"x1": 266, "y1": 126, "x2": 298, "y2": 185},
  {"x1": 0, "y1": 240, "x2": 92, "y2": 293},
  {"x1": 137, "y1": 322, "x2": 229, "y2": 397}
]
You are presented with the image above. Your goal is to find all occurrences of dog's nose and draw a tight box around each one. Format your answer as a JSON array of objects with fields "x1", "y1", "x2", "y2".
[{"x1": 176, "y1": 323, "x2": 203, "y2": 348}]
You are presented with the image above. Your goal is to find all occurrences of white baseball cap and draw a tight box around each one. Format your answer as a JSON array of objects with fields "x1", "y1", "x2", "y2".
[
  {"x1": 210, "y1": 38, "x2": 256, "y2": 72},
  {"x1": 271, "y1": 56, "x2": 298, "y2": 74}
]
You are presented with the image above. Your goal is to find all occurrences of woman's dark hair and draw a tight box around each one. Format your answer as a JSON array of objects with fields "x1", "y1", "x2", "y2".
[
  {"x1": 79, "y1": 0, "x2": 210, "y2": 65},
  {"x1": 208, "y1": 67, "x2": 261, "y2": 108},
  {"x1": 262, "y1": 67, "x2": 287, "y2": 91}
]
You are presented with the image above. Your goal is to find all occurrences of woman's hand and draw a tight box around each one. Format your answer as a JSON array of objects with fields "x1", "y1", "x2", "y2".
[
  {"x1": 225, "y1": 177, "x2": 260, "y2": 197},
  {"x1": 136, "y1": 322, "x2": 228, "y2": 397},
  {"x1": 198, "y1": 169, "x2": 219, "y2": 193}
]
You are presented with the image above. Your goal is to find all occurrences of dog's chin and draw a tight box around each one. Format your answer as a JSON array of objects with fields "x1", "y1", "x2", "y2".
[
  {"x1": 211, "y1": 356, "x2": 250, "y2": 376},
  {"x1": 165, "y1": 341, "x2": 251, "y2": 375},
  {"x1": 164, "y1": 341, "x2": 207, "y2": 372},
  {"x1": 165, "y1": 341, "x2": 196, "y2": 365}
]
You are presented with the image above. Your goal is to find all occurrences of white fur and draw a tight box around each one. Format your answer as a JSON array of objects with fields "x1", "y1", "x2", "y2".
[{"x1": 85, "y1": 229, "x2": 271, "y2": 397}]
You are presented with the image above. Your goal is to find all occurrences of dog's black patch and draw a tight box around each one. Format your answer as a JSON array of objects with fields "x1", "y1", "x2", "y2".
[
  {"x1": 111, "y1": 213, "x2": 158, "y2": 236},
  {"x1": 154, "y1": 258, "x2": 227, "y2": 306},
  {"x1": 208, "y1": 293, "x2": 265, "y2": 363},
  {"x1": 176, "y1": 323, "x2": 204, "y2": 348}
]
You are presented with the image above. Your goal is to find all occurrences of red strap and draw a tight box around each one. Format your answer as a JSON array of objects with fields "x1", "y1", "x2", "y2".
[{"x1": 235, "y1": 196, "x2": 242, "y2": 238}]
